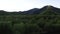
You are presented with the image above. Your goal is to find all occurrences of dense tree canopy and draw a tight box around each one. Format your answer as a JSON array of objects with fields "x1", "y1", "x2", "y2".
[{"x1": 0, "y1": 6, "x2": 60, "y2": 34}]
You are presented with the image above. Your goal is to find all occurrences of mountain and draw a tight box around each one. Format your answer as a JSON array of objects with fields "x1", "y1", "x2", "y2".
[
  {"x1": 0, "y1": 5, "x2": 60, "y2": 34},
  {"x1": 40, "y1": 5, "x2": 60, "y2": 15},
  {"x1": 20, "y1": 6, "x2": 48, "y2": 14},
  {"x1": 20, "y1": 8, "x2": 40, "y2": 14},
  {"x1": 20, "y1": 5, "x2": 60, "y2": 15},
  {"x1": 0, "y1": 5, "x2": 60, "y2": 15}
]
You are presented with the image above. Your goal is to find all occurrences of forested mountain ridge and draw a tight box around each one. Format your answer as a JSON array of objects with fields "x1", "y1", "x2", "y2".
[
  {"x1": 21, "y1": 5, "x2": 60, "y2": 15},
  {"x1": 0, "y1": 5, "x2": 60, "y2": 15},
  {"x1": 0, "y1": 5, "x2": 60, "y2": 34},
  {"x1": 40, "y1": 6, "x2": 60, "y2": 15}
]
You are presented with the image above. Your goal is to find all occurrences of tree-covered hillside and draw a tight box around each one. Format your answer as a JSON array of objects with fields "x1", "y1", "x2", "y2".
[{"x1": 0, "y1": 5, "x2": 60, "y2": 34}]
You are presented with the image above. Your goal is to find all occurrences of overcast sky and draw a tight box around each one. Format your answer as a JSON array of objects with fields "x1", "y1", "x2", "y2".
[{"x1": 0, "y1": 0, "x2": 60, "y2": 12}]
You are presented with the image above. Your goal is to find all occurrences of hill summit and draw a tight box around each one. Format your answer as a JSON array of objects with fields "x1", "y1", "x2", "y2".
[{"x1": 20, "y1": 5, "x2": 60, "y2": 15}]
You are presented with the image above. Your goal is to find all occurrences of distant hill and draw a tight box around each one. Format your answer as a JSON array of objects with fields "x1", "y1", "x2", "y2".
[
  {"x1": 20, "y1": 5, "x2": 60, "y2": 15},
  {"x1": 0, "y1": 5, "x2": 60, "y2": 15}
]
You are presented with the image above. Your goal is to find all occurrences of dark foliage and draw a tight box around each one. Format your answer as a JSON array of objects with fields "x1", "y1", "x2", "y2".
[{"x1": 0, "y1": 5, "x2": 60, "y2": 34}]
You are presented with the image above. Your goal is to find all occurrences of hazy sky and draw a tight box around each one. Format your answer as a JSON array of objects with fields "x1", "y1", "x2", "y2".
[{"x1": 0, "y1": 0, "x2": 60, "y2": 12}]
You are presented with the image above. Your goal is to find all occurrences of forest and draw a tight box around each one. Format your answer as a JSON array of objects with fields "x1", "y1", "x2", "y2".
[{"x1": 0, "y1": 5, "x2": 60, "y2": 34}]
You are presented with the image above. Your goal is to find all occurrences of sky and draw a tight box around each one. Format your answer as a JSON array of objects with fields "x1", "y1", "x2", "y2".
[{"x1": 0, "y1": 0, "x2": 60, "y2": 12}]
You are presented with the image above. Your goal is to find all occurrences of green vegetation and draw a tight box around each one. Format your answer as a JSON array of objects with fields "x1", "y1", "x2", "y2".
[{"x1": 0, "y1": 6, "x2": 60, "y2": 34}]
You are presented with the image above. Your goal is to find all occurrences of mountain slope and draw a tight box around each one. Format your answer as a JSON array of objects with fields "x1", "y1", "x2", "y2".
[
  {"x1": 0, "y1": 5, "x2": 60, "y2": 15},
  {"x1": 40, "y1": 5, "x2": 60, "y2": 15},
  {"x1": 20, "y1": 5, "x2": 60, "y2": 15}
]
